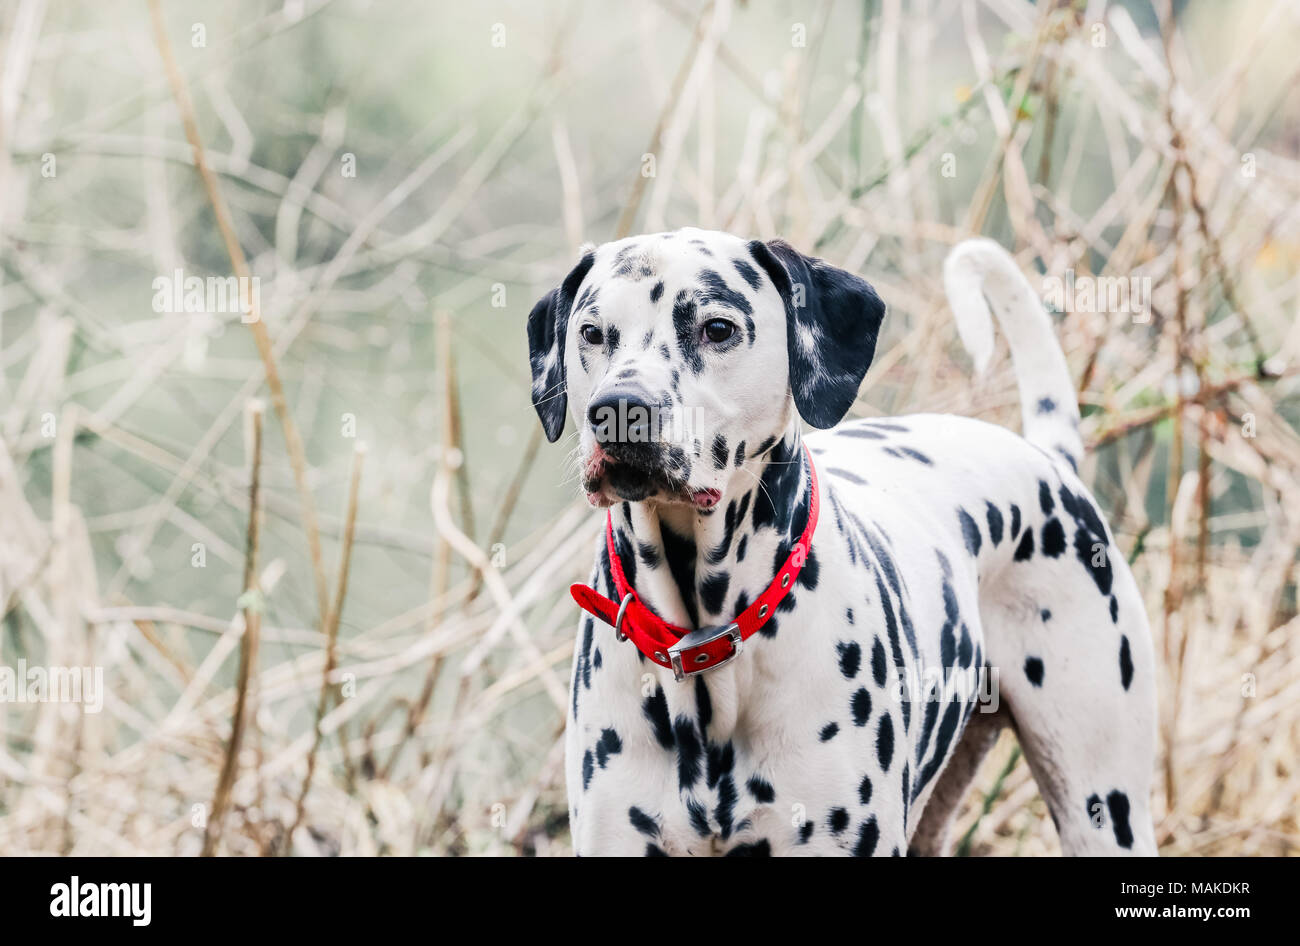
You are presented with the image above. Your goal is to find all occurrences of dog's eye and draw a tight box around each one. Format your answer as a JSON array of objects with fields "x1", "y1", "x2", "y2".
[
  {"x1": 702, "y1": 319, "x2": 736, "y2": 344},
  {"x1": 580, "y1": 324, "x2": 604, "y2": 345}
]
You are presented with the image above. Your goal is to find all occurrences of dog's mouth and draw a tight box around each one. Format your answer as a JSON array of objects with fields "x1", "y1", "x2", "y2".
[{"x1": 582, "y1": 444, "x2": 721, "y2": 510}]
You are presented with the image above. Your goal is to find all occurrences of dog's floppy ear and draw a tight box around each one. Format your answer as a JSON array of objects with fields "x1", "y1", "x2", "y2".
[
  {"x1": 527, "y1": 251, "x2": 596, "y2": 442},
  {"x1": 747, "y1": 239, "x2": 886, "y2": 429}
]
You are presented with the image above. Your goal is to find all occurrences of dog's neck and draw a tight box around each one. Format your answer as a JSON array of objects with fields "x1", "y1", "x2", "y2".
[{"x1": 608, "y1": 421, "x2": 812, "y2": 630}]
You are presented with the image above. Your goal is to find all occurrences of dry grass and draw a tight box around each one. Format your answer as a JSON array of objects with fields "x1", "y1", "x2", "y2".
[{"x1": 1, "y1": 0, "x2": 1298, "y2": 855}]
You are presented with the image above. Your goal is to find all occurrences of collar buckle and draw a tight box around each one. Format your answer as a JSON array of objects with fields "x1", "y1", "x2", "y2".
[
  {"x1": 667, "y1": 623, "x2": 742, "y2": 682},
  {"x1": 613, "y1": 592, "x2": 634, "y2": 642}
]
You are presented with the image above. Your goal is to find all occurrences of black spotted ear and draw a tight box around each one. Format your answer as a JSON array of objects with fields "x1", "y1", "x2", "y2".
[
  {"x1": 747, "y1": 239, "x2": 886, "y2": 429},
  {"x1": 527, "y1": 252, "x2": 596, "y2": 442}
]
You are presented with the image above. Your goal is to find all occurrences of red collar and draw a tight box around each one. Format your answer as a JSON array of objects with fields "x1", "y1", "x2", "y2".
[{"x1": 570, "y1": 443, "x2": 820, "y2": 681}]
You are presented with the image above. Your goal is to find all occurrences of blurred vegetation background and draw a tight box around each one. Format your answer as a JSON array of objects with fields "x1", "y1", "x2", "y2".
[{"x1": 1, "y1": 0, "x2": 1297, "y2": 855}]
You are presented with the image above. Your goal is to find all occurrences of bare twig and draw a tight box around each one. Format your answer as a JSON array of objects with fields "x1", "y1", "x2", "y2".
[{"x1": 202, "y1": 400, "x2": 265, "y2": 856}]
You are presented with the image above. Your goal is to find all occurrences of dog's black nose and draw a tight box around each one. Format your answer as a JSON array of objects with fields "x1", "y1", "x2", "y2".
[{"x1": 588, "y1": 389, "x2": 658, "y2": 444}]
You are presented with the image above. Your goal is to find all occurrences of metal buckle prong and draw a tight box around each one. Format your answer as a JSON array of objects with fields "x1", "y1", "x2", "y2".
[
  {"x1": 613, "y1": 592, "x2": 634, "y2": 642},
  {"x1": 667, "y1": 623, "x2": 742, "y2": 682}
]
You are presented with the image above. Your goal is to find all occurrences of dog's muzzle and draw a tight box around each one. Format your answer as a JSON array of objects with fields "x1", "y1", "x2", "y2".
[{"x1": 584, "y1": 388, "x2": 681, "y2": 501}]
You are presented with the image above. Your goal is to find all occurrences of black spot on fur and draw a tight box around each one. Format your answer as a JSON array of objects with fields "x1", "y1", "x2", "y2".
[
  {"x1": 674, "y1": 717, "x2": 702, "y2": 789},
  {"x1": 714, "y1": 775, "x2": 738, "y2": 839},
  {"x1": 858, "y1": 774, "x2": 873, "y2": 805},
  {"x1": 799, "y1": 821, "x2": 814, "y2": 843},
  {"x1": 871, "y1": 638, "x2": 888, "y2": 687},
  {"x1": 1041, "y1": 518, "x2": 1066, "y2": 557},
  {"x1": 917, "y1": 701, "x2": 963, "y2": 801},
  {"x1": 1060, "y1": 485, "x2": 1115, "y2": 596},
  {"x1": 828, "y1": 808, "x2": 850, "y2": 834},
  {"x1": 725, "y1": 839, "x2": 771, "y2": 856},
  {"x1": 863, "y1": 525, "x2": 903, "y2": 599},
  {"x1": 838, "y1": 641, "x2": 861, "y2": 678},
  {"x1": 611, "y1": 243, "x2": 654, "y2": 279},
  {"x1": 985, "y1": 502, "x2": 1004, "y2": 546},
  {"x1": 707, "y1": 501, "x2": 741, "y2": 566},
  {"x1": 876, "y1": 715, "x2": 895, "y2": 771},
  {"x1": 798, "y1": 547, "x2": 820, "y2": 590},
  {"x1": 875, "y1": 575, "x2": 907, "y2": 676},
  {"x1": 957, "y1": 508, "x2": 981, "y2": 556},
  {"x1": 854, "y1": 816, "x2": 879, "y2": 857},
  {"x1": 687, "y1": 798, "x2": 710, "y2": 836},
  {"x1": 595, "y1": 728, "x2": 622, "y2": 768},
  {"x1": 1107, "y1": 790, "x2": 1134, "y2": 849},
  {"x1": 851, "y1": 688, "x2": 872, "y2": 726},
  {"x1": 734, "y1": 440, "x2": 746, "y2": 467},
  {"x1": 628, "y1": 807, "x2": 659, "y2": 837},
  {"x1": 838, "y1": 425, "x2": 888, "y2": 440},
  {"x1": 829, "y1": 467, "x2": 868, "y2": 486},
  {"x1": 820, "y1": 722, "x2": 840, "y2": 742},
  {"x1": 747, "y1": 775, "x2": 775, "y2": 804},
  {"x1": 696, "y1": 268, "x2": 753, "y2": 317},
  {"x1": 1110, "y1": 595, "x2": 1119, "y2": 623},
  {"x1": 918, "y1": 700, "x2": 939, "y2": 768},
  {"x1": 672, "y1": 290, "x2": 702, "y2": 373},
  {"x1": 940, "y1": 581, "x2": 960, "y2": 669},
  {"x1": 637, "y1": 541, "x2": 661, "y2": 569},
  {"x1": 897, "y1": 447, "x2": 932, "y2": 465},
  {"x1": 582, "y1": 750, "x2": 594, "y2": 789},
  {"x1": 643, "y1": 686, "x2": 674, "y2": 749},
  {"x1": 645, "y1": 843, "x2": 668, "y2": 856},
  {"x1": 1010, "y1": 503, "x2": 1021, "y2": 538},
  {"x1": 1119, "y1": 636, "x2": 1133, "y2": 690},
  {"x1": 1037, "y1": 396, "x2": 1057, "y2": 414},
  {"x1": 1014, "y1": 529, "x2": 1035, "y2": 561},
  {"x1": 574, "y1": 615, "x2": 594, "y2": 719},
  {"x1": 662, "y1": 525, "x2": 700, "y2": 627},
  {"x1": 1024, "y1": 657, "x2": 1045, "y2": 686},
  {"x1": 699, "y1": 572, "x2": 730, "y2": 615},
  {"x1": 711, "y1": 434, "x2": 729, "y2": 470},
  {"x1": 695, "y1": 676, "x2": 712, "y2": 731},
  {"x1": 732, "y1": 258, "x2": 761, "y2": 290},
  {"x1": 1039, "y1": 480, "x2": 1055, "y2": 515},
  {"x1": 649, "y1": 280, "x2": 665, "y2": 304},
  {"x1": 613, "y1": 528, "x2": 637, "y2": 589},
  {"x1": 705, "y1": 741, "x2": 734, "y2": 789},
  {"x1": 751, "y1": 436, "x2": 805, "y2": 533}
]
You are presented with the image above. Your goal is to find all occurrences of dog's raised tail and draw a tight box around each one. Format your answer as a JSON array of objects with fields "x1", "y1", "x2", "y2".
[{"x1": 943, "y1": 238, "x2": 1083, "y2": 472}]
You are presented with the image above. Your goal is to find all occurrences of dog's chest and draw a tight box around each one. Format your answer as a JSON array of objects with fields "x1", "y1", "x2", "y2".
[
  {"x1": 567, "y1": 665, "x2": 891, "y2": 856},
  {"x1": 566, "y1": 541, "x2": 929, "y2": 856}
]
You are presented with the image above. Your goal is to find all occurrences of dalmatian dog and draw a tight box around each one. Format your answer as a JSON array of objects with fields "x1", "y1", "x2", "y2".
[{"x1": 525, "y1": 228, "x2": 1158, "y2": 856}]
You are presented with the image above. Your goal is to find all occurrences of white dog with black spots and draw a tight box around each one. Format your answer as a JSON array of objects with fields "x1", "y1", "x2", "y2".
[{"x1": 526, "y1": 228, "x2": 1157, "y2": 856}]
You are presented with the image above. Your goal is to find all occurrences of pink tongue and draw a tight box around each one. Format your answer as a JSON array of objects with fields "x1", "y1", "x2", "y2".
[{"x1": 692, "y1": 488, "x2": 721, "y2": 509}]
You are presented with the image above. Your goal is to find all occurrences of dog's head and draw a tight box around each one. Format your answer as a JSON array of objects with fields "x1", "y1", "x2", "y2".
[{"x1": 527, "y1": 228, "x2": 885, "y2": 509}]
